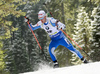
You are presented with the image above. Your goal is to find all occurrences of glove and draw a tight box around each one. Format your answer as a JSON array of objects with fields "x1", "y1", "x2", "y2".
[
  {"x1": 24, "y1": 16, "x2": 30, "y2": 23},
  {"x1": 58, "y1": 22, "x2": 65, "y2": 30},
  {"x1": 25, "y1": 19, "x2": 28, "y2": 22}
]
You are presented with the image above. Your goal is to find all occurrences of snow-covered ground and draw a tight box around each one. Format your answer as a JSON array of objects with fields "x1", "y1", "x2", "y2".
[{"x1": 21, "y1": 62, "x2": 100, "y2": 74}]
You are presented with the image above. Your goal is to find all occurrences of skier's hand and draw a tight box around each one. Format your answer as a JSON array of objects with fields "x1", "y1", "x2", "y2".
[
  {"x1": 25, "y1": 19, "x2": 28, "y2": 22},
  {"x1": 24, "y1": 16, "x2": 30, "y2": 23},
  {"x1": 58, "y1": 24, "x2": 65, "y2": 30}
]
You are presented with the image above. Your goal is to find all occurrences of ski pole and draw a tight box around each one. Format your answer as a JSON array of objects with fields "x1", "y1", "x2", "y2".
[
  {"x1": 25, "y1": 16, "x2": 42, "y2": 50},
  {"x1": 25, "y1": 16, "x2": 49, "y2": 60},
  {"x1": 60, "y1": 29, "x2": 90, "y2": 57}
]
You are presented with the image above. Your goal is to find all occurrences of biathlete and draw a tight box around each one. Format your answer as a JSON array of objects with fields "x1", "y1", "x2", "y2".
[{"x1": 25, "y1": 10, "x2": 88, "y2": 68}]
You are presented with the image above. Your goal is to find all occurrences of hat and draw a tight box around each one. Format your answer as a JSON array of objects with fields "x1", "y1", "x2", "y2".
[{"x1": 38, "y1": 10, "x2": 46, "y2": 20}]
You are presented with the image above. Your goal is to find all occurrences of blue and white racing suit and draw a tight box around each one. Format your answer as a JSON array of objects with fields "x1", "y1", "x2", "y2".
[{"x1": 29, "y1": 17, "x2": 83, "y2": 62}]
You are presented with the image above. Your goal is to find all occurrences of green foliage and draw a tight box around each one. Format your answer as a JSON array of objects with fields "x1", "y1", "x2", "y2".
[
  {"x1": 88, "y1": 0, "x2": 100, "y2": 6},
  {"x1": 0, "y1": 0, "x2": 26, "y2": 73},
  {"x1": 70, "y1": 54, "x2": 82, "y2": 65},
  {"x1": 0, "y1": 50, "x2": 10, "y2": 74},
  {"x1": 0, "y1": 0, "x2": 40, "y2": 74},
  {"x1": 55, "y1": 46, "x2": 72, "y2": 67},
  {"x1": 0, "y1": 50, "x2": 5, "y2": 72},
  {"x1": 90, "y1": 5, "x2": 100, "y2": 61},
  {"x1": 71, "y1": 6, "x2": 92, "y2": 64},
  {"x1": 0, "y1": 0, "x2": 26, "y2": 41},
  {"x1": 73, "y1": 7, "x2": 92, "y2": 51},
  {"x1": 0, "y1": 0, "x2": 100, "y2": 73}
]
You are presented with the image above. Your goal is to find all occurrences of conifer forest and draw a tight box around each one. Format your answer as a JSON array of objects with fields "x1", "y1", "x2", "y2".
[{"x1": 0, "y1": 0, "x2": 100, "y2": 74}]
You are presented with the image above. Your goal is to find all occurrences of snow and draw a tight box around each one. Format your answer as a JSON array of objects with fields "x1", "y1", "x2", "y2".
[{"x1": 21, "y1": 62, "x2": 100, "y2": 74}]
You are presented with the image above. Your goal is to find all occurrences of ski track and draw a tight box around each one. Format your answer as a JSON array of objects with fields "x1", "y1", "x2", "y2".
[{"x1": 21, "y1": 62, "x2": 100, "y2": 74}]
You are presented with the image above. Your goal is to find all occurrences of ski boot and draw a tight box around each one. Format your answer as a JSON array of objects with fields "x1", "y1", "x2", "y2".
[
  {"x1": 81, "y1": 57, "x2": 89, "y2": 63},
  {"x1": 53, "y1": 62, "x2": 59, "y2": 68}
]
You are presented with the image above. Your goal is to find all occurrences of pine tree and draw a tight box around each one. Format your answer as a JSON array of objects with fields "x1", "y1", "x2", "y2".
[
  {"x1": 1, "y1": 0, "x2": 43, "y2": 73},
  {"x1": 70, "y1": 54, "x2": 82, "y2": 65},
  {"x1": 23, "y1": 0, "x2": 51, "y2": 70},
  {"x1": 0, "y1": 1, "x2": 26, "y2": 73},
  {"x1": 90, "y1": 5, "x2": 100, "y2": 61},
  {"x1": 71, "y1": 7, "x2": 92, "y2": 64},
  {"x1": 0, "y1": 50, "x2": 10, "y2": 74},
  {"x1": 4, "y1": 21, "x2": 31, "y2": 74}
]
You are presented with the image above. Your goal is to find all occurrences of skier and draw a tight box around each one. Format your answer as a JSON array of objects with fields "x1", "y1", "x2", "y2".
[{"x1": 25, "y1": 10, "x2": 88, "y2": 68}]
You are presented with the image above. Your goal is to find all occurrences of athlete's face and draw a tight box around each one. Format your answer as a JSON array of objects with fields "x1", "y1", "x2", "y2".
[{"x1": 40, "y1": 16, "x2": 46, "y2": 23}]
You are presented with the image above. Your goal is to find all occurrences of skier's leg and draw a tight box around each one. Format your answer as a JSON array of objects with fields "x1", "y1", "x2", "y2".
[
  {"x1": 49, "y1": 47, "x2": 57, "y2": 62},
  {"x1": 60, "y1": 37, "x2": 87, "y2": 62},
  {"x1": 49, "y1": 40, "x2": 59, "y2": 68},
  {"x1": 66, "y1": 44, "x2": 83, "y2": 59}
]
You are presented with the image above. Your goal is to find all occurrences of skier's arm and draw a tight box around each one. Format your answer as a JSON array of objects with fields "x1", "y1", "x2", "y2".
[
  {"x1": 57, "y1": 21, "x2": 66, "y2": 30},
  {"x1": 28, "y1": 24, "x2": 41, "y2": 31},
  {"x1": 28, "y1": 21, "x2": 42, "y2": 31},
  {"x1": 50, "y1": 18, "x2": 66, "y2": 30},
  {"x1": 25, "y1": 17, "x2": 41, "y2": 31}
]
